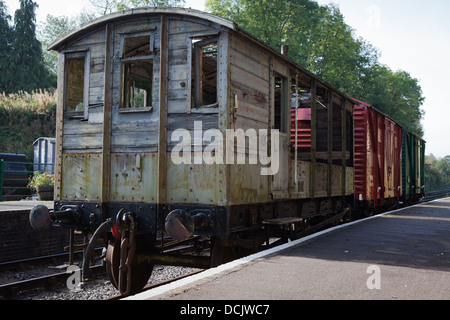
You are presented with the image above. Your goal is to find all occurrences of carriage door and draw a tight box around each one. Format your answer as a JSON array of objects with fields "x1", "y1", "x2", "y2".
[
  {"x1": 107, "y1": 26, "x2": 159, "y2": 208},
  {"x1": 270, "y1": 66, "x2": 290, "y2": 199}
]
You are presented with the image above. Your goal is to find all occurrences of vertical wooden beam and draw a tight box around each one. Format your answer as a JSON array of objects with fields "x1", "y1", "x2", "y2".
[
  {"x1": 380, "y1": 117, "x2": 386, "y2": 205},
  {"x1": 54, "y1": 53, "x2": 65, "y2": 201},
  {"x1": 101, "y1": 23, "x2": 113, "y2": 216},
  {"x1": 310, "y1": 79, "x2": 317, "y2": 198},
  {"x1": 157, "y1": 15, "x2": 169, "y2": 229},
  {"x1": 294, "y1": 72, "x2": 299, "y2": 192},
  {"x1": 327, "y1": 91, "x2": 333, "y2": 197},
  {"x1": 341, "y1": 100, "x2": 347, "y2": 196},
  {"x1": 218, "y1": 31, "x2": 230, "y2": 207},
  {"x1": 268, "y1": 57, "x2": 274, "y2": 196}
]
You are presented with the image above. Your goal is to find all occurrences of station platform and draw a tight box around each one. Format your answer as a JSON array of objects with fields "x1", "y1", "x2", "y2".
[
  {"x1": 126, "y1": 198, "x2": 450, "y2": 300},
  {"x1": 0, "y1": 200, "x2": 53, "y2": 212}
]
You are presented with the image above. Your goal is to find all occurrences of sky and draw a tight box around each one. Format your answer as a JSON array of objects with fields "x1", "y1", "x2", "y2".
[{"x1": 3, "y1": 0, "x2": 449, "y2": 158}]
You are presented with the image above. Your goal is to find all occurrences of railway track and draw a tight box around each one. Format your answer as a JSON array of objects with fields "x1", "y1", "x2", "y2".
[
  {"x1": 423, "y1": 189, "x2": 450, "y2": 202},
  {"x1": 0, "y1": 265, "x2": 104, "y2": 299},
  {"x1": 0, "y1": 239, "x2": 205, "y2": 300}
]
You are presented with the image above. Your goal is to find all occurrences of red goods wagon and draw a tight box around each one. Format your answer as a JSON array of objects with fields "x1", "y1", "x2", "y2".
[{"x1": 353, "y1": 99, "x2": 402, "y2": 213}]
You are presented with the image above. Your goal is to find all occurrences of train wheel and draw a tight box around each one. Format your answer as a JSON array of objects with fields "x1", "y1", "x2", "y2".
[{"x1": 105, "y1": 234, "x2": 154, "y2": 295}]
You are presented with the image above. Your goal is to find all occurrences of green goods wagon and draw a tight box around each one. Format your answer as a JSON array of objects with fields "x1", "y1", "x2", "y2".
[{"x1": 402, "y1": 130, "x2": 425, "y2": 203}]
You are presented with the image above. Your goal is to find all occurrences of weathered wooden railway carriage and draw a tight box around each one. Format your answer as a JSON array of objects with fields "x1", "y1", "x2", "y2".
[{"x1": 33, "y1": 8, "x2": 355, "y2": 294}]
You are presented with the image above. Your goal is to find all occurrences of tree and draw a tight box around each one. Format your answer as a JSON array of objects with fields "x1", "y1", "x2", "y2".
[
  {"x1": 0, "y1": 0, "x2": 14, "y2": 93},
  {"x1": 11, "y1": 0, "x2": 52, "y2": 92},
  {"x1": 436, "y1": 156, "x2": 450, "y2": 183},
  {"x1": 91, "y1": 0, "x2": 186, "y2": 13},
  {"x1": 306, "y1": 4, "x2": 379, "y2": 96},
  {"x1": 357, "y1": 64, "x2": 425, "y2": 136},
  {"x1": 89, "y1": 0, "x2": 118, "y2": 15},
  {"x1": 206, "y1": 0, "x2": 321, "y2": 68},
  {"x1": 126, "y1": 0, "x2": 186, "y2": 7},
  {"x1": 206, "y1": 0, "x2": 425, "y2": 138},
  {"x1": 39, "y1": 11, "x2": 95, "y2": 80},
  {"x1": 205, "y1": 1, "x2": 379, "y2": 94},
  {"x1": 425, "y1": 154, "x2": 450, "y2": 191}
]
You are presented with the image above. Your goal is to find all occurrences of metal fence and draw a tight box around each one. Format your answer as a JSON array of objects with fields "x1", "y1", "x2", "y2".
[{"x1": 0, "y1": 159, "x2": 54, "y2": 201}]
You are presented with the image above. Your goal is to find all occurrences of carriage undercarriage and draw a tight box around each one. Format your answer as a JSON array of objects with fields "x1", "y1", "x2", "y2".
[{"x1": 40, "y1": 196, "x2": 352, "y2": 296}]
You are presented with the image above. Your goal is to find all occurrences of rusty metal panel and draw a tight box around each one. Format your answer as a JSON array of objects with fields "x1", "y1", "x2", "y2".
[
  {"x1": 346, "y1": 167, "x2": 354, "y2": 196},
  {"x1": 109, "y1": 153, "x2": 158, "y2": 203},
  {"x1": 331, "y1": 165, "x2": 342, "y2": 197},
  {"x1": 166, "y1": 161, "x2": 224, "y2": 206},
  {"x1": 61, "y1": 154, "x2": 102, "y2": 201},
  {"x1": 314, "y1": 162, "x2": 327, "y2": 198},
  {"x1": 228, "y1": 162, "x2": 270, "y2": 205},
  {"x1": 297, "y1": 161, "x2": 310, "y2": 198}
]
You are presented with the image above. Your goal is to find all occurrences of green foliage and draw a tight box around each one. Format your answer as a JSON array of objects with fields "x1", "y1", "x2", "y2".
[
  {"x1": 206, "y1": 0, "x2": 321, "y2": 68},
  {"x1": 436, "y1": 156, "x2": 450, "y2": 183},
  {"x1": 0, "y1": 89, "x2": 56, "y2": 162},
  {"x1": 28, "y1": 170, "x2": 54, "y2": 188},
  {"x1": 89, "y1": 0, "x2": 186, "y2": 13},
  {"x1": 0, "y1": 0, "x2": 53, "y2": 94},
  {"x1": 126, "y1": 0, "x2": 186, "y2": 7},
  {"x1": 306, "y1": 5, "x2": 379, "y2": 96},
  {"x1": 206, "y1": 0, "x2": 425, "y2": 137},
  {"x1": 10, "y1": 0, "x2": 53, "y2": 93},
  {"x1": 358, "y1": 65, "x2": 425, "y2": 136},
  {"x1": 39, "y1": 0, "x2": 185, "y2": 75},
  {"x1": 38, "y1": 12, "x2": 95, "y2": 80},
  {"x1": 0, "y1": 0, "x2": 14, "y2": 94},
  {"x1": 425, "y1": 155, "x2": 450, "y2": 192}
]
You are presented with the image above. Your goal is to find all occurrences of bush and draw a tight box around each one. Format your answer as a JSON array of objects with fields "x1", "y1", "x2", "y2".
[{"x1": 0, "y1": 89, "x2": 56, "y2": 162}]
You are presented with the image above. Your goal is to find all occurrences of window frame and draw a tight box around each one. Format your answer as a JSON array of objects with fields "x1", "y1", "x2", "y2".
[
  {"x1": 120, "y1": 59, "x2": 154, "y2": 113},
  {"x1": 119, "y1": 30, "x2": 155, "y2": 59},
  {"x1": 63, "y1": 50, "x2": 90, "y2": 119},
  {"x1": 188, "y1": 33, "x2": 220, "y2": 112},
  {"x1": 274, "y1": 73, "x2": 288, "y2": 133},
  {"x1": 119, "y1": 30, "x2": 156, "y2": 114}
]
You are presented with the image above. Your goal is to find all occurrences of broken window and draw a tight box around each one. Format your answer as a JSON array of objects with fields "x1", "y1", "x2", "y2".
[
  {"x1": 191, "y1": 37, "x2": 218, "y2": 108},
  {"x1": 123, "y1": 34, "x2": 153, "y2": 58},
  {"x1": 120, "y1": 32, "x2": 154, "y2": 112},
  {"x1": 64, "y1": 51, "x2": 89, "y2": 117},
  {"x1": 121, "y1": 60, "x2": 153, "y2": 109}
]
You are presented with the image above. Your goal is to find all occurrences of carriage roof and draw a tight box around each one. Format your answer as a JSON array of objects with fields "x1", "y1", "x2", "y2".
[
  {"x1": 48, "y1": 7, "x2": 356, "y2": 107},
  {"x1": 47, "y1": 7, "x2": 237, "y2": 51}
]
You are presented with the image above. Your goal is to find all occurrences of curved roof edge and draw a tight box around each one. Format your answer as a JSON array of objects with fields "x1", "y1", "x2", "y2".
[{"x1": 48, "y1": 7, "x2": 237, "y2": 51}]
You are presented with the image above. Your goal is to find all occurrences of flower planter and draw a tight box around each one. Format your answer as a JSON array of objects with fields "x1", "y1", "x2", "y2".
[{"x1": 36, "y1": 185, "x2": 54, "y2": 201}]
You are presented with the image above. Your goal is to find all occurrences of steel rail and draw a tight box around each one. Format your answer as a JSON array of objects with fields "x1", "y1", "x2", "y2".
[{"x1": 0, "y1": 265, "x2": 103, "y2": 299}]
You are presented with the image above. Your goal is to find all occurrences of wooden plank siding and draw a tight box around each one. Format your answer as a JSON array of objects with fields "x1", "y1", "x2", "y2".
[
  {"x1": 62, "y1": 15, "x2": 224, "y2": 154},
  {"x1": 230, "y1": 35, "x2": 270, "y2": 132}
]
